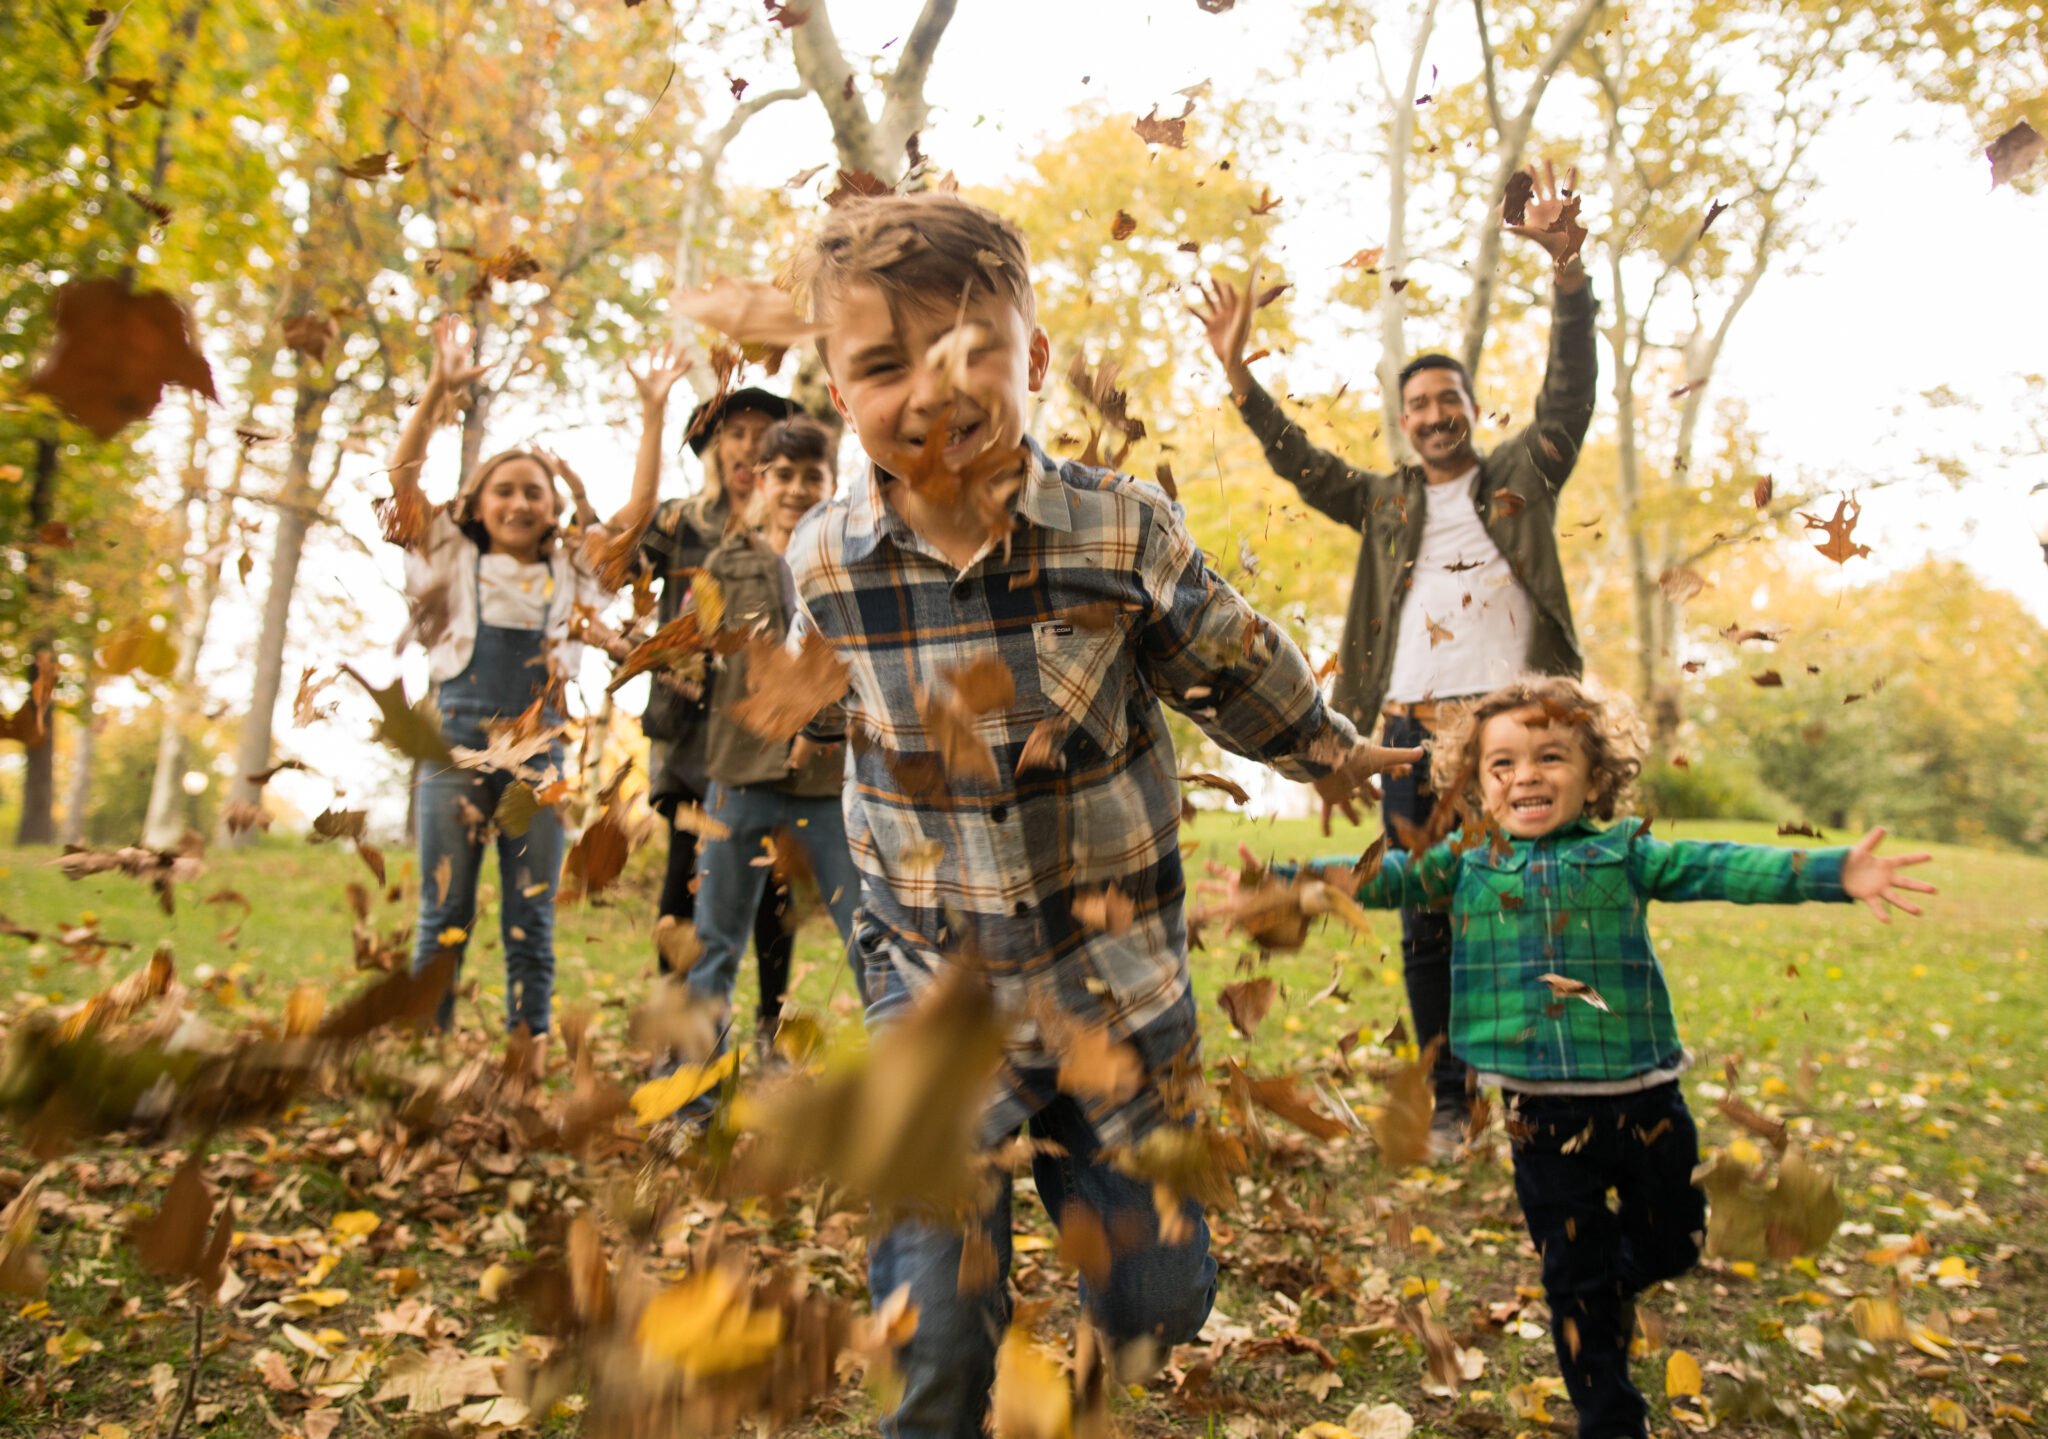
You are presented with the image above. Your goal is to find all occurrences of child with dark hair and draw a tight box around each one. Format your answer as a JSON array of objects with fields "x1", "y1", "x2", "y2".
[
  {"x1": 637, "y1": 386, "x2": 798, "y2": 1041},
  {"x1": 383, "y1": 316, "x2": 678, "y2": 1056},
  {"x1": 781, "y1": 189, "x2": 1421, "y2": 1434},
  {"x1": 681, "y1": 413, "x2": 861, "y2": 1081},
  {"x1": 1212, "y1": 674, "x2": 1936, "y2": 1439}
]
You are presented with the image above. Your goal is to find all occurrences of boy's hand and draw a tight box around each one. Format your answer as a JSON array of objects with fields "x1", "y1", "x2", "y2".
[
  {"x1": 1311, "y1": 739, "x2": 1426, "y2": 835},
  {"x1": 631, "y1": 341, "x2": 691, "y2": 411},
  {"x1": 1188, "y1": 263, "x2": 1286, "y2": 400},
  {"x1": 1192, "y1": 843, "x2": 1264, "y2": 927},
  {"x1": 1840, "y1": 826, "x2": 1936, "y2": 923},
  {"x1": 428, "y1": 314, "x2": 490, "y2": 394}
]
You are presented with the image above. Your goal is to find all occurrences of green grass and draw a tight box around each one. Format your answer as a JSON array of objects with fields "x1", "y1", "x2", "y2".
[{"x1": 1, "y1": 818, "x2": 2044, "y2": 1436}]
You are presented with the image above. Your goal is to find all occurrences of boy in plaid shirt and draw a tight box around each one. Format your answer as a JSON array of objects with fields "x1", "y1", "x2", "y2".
[
  {"x1": 780, "y1": 191, "x2": 1420, "y2": 1435},
  {"x1": 1223, "y1": 675, "x2": 1934, "y2": 1438}
]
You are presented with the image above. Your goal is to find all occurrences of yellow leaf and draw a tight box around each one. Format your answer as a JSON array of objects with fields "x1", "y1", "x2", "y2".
[
  {"x1": 636, "y1": 1268, "x2": 785, "y2": 1377},
  {"x1": 630, "y1": 1049, "x2": 739, "y2": 1125},
  {"x1": 1665, "y1": 1350, "x2": 1703, "y2": 1398},
  {"x1": 991, "y1": 1321, "x2": 1073, "y2": 1438},
  {"x1": 1728, "y1": 1261, "x2": 1758, "y2": 1280},
  {"x1": 436, "y1": 926, "x2": 468, "y2": 946},
  {"x1": 46, "y1": 1327, "x2": 102, "y2": 1365},
  {"x1": 1297, "y1": 1426, "x2": 1361, "y2": 1439},
  {"x1": 329, "y1": 1210, "x2": 381, "y2": 1241},
  {"x1": 478, "y1": 1262, "x2": 514, "y2": 1301},
  {"x1": 1927, "y1": 1396, "x2": 1970, "y2": 1432},
  {"x1": 283, "y1": 983, "x2": 326, "y2": 1037},
  {"x1": 279, "y1": 1287, "x2": 350, "y2": 1315},
  {"x1": 1849, "y1": 1296, "x2": 1906, "y2": 1342}
]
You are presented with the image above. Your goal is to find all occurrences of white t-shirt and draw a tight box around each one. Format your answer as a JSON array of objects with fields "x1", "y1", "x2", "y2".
[
  {"x1": 402, "y1": 511, "x2": 611, "y2": 682},
  {"x1": 1383, "y1": 466, "x2": 1535, "y2": 704}
]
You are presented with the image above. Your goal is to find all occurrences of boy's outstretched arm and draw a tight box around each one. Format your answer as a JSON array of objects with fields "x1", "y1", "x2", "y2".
[
  {"x1": 607, "y1": 342, "x2": 691, "y2": 538},
  {"x1": 1134, "y1": 494, "x2": 1421, "y2": 809},
  {"x1": 1630, "y1": 823, "x2": 1934, "y2": 921}
]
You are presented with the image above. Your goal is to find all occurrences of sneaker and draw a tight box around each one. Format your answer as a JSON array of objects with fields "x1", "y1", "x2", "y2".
[{"x1": 1427, "y1": 1107, "x2": 1467, "y2": 1161}]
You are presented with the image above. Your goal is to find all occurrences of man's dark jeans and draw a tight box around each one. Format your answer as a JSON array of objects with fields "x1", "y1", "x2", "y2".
[
  {"x1": 656, "y1": 809, "x2": 792, "y2": 1027},
  {"x1": 1380, "y1": 711, "x2": 1470, "y2": 1116},
  {"x1": 1509, "y1": 1082, "x2": 1707, "y2": 1438}
]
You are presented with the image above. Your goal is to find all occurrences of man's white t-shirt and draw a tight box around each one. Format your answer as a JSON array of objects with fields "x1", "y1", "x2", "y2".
[{"x1": 1383, "y1": 466, "x2": 1535, "y2": 704}]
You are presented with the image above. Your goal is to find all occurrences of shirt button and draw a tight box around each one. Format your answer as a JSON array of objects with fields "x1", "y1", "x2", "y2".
[
  {"x1": 991, "y1": 804, "x2": 1009, "y2": 823},
  {"x1": 1012, "y1": 900, "x2": 1031, "y2": 918}
]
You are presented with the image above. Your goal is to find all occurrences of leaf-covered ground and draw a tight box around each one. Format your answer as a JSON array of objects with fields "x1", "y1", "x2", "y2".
[{"x1": 0, "y1": 816, "x2": 2042, "y2": 1438}]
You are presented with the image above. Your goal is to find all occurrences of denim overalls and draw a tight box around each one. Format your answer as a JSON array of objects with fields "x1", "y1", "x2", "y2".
[{"x1": 409, "y1": 550, "x2": 568, "y2": 1035}]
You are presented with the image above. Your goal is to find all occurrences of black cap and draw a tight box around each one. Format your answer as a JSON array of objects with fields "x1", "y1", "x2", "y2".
[{"x1": 684, "y1": 386, "x2": 797, "y2": 456}]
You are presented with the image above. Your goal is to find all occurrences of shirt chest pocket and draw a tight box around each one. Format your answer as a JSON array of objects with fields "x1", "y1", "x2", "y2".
[
  {"x1": 1559, "y1": 850, "x2": 1637, "y2": 920},
  {"x1": 1032, "y1": 618, "x2": 1132, "y2": 756}
]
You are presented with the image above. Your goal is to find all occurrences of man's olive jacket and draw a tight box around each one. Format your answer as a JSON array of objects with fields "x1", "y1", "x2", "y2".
[{"x1": 1233, "y1": 282, "x2": 1598, "y2": 730}]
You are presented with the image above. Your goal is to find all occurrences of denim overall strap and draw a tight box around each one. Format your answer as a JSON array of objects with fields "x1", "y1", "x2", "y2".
[{"x1": 434, "y1": 547, "x2": 560, "y2": 733}]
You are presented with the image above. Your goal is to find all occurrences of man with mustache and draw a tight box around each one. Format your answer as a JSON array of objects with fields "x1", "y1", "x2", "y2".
[{"x1": 1192, "y1": 163, "x2": 1598, "y2": 1155}]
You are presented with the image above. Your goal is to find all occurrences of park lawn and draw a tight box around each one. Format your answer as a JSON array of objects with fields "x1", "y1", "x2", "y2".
[{"x1": 0, "y1": 816, "x2": 2043, "y2": 1437}]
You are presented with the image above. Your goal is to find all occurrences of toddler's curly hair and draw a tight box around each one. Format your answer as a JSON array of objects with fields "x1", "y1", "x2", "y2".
[{"x1": 1421, "y1": 675, "x2": 1647, "y2": 845}]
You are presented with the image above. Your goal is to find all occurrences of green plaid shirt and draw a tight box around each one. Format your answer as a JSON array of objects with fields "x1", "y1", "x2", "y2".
[{"x1": 1320, "y1": 819, "x2": 1849, "y2": 1084}]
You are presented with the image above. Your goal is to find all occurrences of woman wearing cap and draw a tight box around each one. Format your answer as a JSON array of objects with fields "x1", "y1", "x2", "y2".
[
  {"x1": 383, "y1": 315, "x2": 684, "y2": 1061},
  {"x1": 636, "y1": 386, "x2": 799, "y2": 1051}
]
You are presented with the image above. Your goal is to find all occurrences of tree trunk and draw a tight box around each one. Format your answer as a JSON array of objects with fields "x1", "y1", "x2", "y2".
[
  {"x1": 61, "y1": 648, "x2": 95, "y2": 846},
  {"x1": 144, "y1": 401, "x2": 236, "y2": 846},
  {"x1": 1375, "y1": 0, "x2": 1440, "y2": 460},
  {"x1": 15, "y1": 437, "x2": 61, "y2": 846},
  {"x1": 219, "y1": 383, "x2": 329, "y2": 841}
]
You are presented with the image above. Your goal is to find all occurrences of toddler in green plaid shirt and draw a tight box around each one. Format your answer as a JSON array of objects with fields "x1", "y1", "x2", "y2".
[{"x1": 1236, "y1": 675, "x2": 1935, "y2": 1437}]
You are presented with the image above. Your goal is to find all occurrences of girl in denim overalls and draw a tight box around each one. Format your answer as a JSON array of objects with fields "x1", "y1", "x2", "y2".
[{"x1": 383, "y1": 316, "x2": 685, "y2": 1061}]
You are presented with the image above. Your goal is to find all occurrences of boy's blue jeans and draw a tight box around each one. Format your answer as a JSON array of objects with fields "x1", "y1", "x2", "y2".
[
  {"x1": 410, "y1": 738, "x2": 566, "y2": 1036},
  {"x1": 862, "y1": 954, "x2": 1218, "y2": 1439},
  {"x1": 688, "y1": 782, "x2": 865, "y2": 1014},
  {"x1": 1508, "y1": 1081, "x2": 1706, "y2": 1439}
]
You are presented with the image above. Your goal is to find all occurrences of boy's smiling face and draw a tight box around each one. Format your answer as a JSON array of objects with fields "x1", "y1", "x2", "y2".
[
  {"x1": 1479, "y1": 706, "x2": 1598, "y2": 839},
  {"x1": 823, "y1": 280, "x2": 1049, "y2": 482}
]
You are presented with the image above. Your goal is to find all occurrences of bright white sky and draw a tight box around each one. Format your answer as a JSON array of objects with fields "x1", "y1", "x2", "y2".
[{"x1": 116, "y1": 0, "x2": 2048, "y2": 829}]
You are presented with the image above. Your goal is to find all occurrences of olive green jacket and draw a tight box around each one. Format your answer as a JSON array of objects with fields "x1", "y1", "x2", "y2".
[
  {"x1": 1234, "y1": 282, "x2": 1598, "y2": 729},
  {"x1": 701, "y1": 532, "x2": 842, "y2": 797}
]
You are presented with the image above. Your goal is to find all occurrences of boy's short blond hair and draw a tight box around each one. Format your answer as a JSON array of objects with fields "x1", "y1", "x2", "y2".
[{"x1": 791, "y1": 191, "x2": 1036, "y2": 361}]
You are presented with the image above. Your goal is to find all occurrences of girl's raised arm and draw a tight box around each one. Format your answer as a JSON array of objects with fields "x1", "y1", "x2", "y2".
[
  {"x1": 609, "y1": 341, "x2": 692, "y2": 537},
  {"x1": 385, "y1": 316, "x2": 488, "y2": 532}
]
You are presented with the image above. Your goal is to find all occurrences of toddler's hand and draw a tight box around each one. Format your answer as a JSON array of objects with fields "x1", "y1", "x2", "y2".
[{"x1": 1839, "y1": 826, "x2": 1936, "y2": 923}]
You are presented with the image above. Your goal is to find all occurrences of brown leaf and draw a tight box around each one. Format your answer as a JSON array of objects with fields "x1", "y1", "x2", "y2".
[
  {"x1": 28, "y1": 278, "x2": 218, "y2": 439},
  {"x1": 1016, "y1": 718, "x2": 1067, "y2": 777},
  {"x1": 1657, "y1": 566, "x2": 1707, "y2": 604},
  {"x1": 1178, "y1": 771, "x2": 1249, "y2": 805},
  {"x1": 309, "y1": 808, "x2": 366, "y2": 844},
  {"x1": 1987, "y1": 119, "x2": 2044, "y2": 188},
  {"x1": 1109, "y1": 210, "x2": 1137, "y2": 241},
  {"x1": 1057, "y1": 1202, "x2": 1113, "y2": 1288},
  {"x1": 1055, "y1": 1024, "x2": 1143, "y2": 1106},
  {"x1": 343, "y1": 667, "x2": 451, "y2": 763},
  {"x1": 317, "y1": 949, "x2": 459, "y2": 1042},
  {"x1": 1537, "y1": 972, "x2": 1610, "y2": 1012},
  {"x1": 673, "y1": 276, "x2": 826, "y2": 352},
  {"x1": 1069, "y1": 886, "x2": 1134, "y2": 936},
  {"x1": 1368, "y1": 1037, "x2": 1442, "y2": 1167},
  {"x1": 1797, "y1": 496, "x2": 1871, "y2": 566},
  {"x1": 1750, "y1": 669, "x2": 1784, "y2": 687},
  {"x1": 1540, "y1": 192, "x2": 1589, "y2": 268},
  {"x1": 1248, "y1": 186, "x2": 1283, "y2": 216},
  {"x1": 1, "y1": 651, "x2": 57, "y2": 747},
  {"x1": 281, "y1": 312, "x2": 340, "y2": 364},
  {"x1": 1342, "y1": 246, "x2": 1385, "y2": 272},
  {"x1": 729, "y1": 630, "x2": 851, "y2": 743},
  {"x1": 1229, "y1": 1060, "x2": 1352, "y2": 1140},
  {"x1": 1132, "y1": 102, "x2": 1193, "y2": 149},
  {"x1": 1753, "y1": 474, "x2": 1774, "y2": 509},
  {"x1": 1217, "y1": 977, "x2": 1277, "y2": 1038},
  {"x1": 1501, "y1": 170, "x2": 1534, "y2": 225},
  {"x1": 824, "y1": 168, "x2": 894, "y2": 207},
  {"x1": 129, "y1": 1151, "x2": 231, "y2": 1292}
]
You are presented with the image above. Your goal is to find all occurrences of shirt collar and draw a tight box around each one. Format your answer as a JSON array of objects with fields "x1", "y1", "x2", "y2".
[{"x1": 841, "y1": 435, "x2": 1070, "y2": 563}]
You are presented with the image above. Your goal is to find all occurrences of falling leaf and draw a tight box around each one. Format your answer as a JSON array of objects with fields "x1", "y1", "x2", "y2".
[
  {"x1": 1539, "y1": 193, "x2": 1588, "y2": 268},
  {"x1": 1069, "y1": 886, "x2": 1134, "y2": 935},
  {"x1": 1178, "y1": 770, "x2": 1249, "y2": 804},
  {"x1": 129, "y1": 1151, "x2": 232, "y2": 1292},
  {"x1": 1132, "y1": 102, "x2": 1193, "y2": 148},
  {"x1": 673, "y1": 276, "x2": 827, "y2": 356},
  {"x1": 1692, "y1": 1145, "x2": 1843, "y2": 1260},
  {"x1": 1217, "y1": 977, "x2": 1277, "y2": 1037},
  {"x1": 1424, "y1": 614, "x2": 1454, "y2": 648},
  {"x1": 1698, "y1": 198, "x2": 1728, "y2": 236},
  {"x1": 1109, "y1": 210, "x2": 1137, "y2": 241},
  {"x1": 1798, "y1": 497, "x2": 1871, "y2": 566},
  {"x1": 1248, "y1": 185, "x2": 1283, "y2": 215},
  {"x1": 1751, "y1": 669, "x2": 1784, "y2": 687},
  {"x1": 729, "y1": 631, "x2": 851, "y2": 744},
  {"x1": 28, "y1": 278, "x2": 218, "y2": 439},
  {"x1": 99, "y1": 618, "x2": 178, "y2": 678},
  {"x1": 1657, "y1": 567, "x2": 1708, "y2": 604},
  {"x1": 1055, "y1": 1023, "x2": 1143, "y2": 1106},
  {"x1": 823, "y1": 168, "x2": 893, "y2": 207},
  {"x1": 1987, "y1": 120, "x2": 2044, "y2": 188},
  {"x1": 1343, "y1": 246, "x2": 1384, "y2": 272},
  {"x1": 0, "y1": 1176, "x2": 49, "y2": 1297},
  {"x1": 1753, "y1": 474, "x2": 1774, "y2": 509},
  {"x1": 1537, "y1": 973, "x2": 1610, "y2": 1011},
  {"x1": 991, "y1": 1312, "x2": 1074, "y2": 1438},
  {"x1": 1501, "y1": 170, "x2": 1534, "y2": 225},
  {"x1": 342, "y1": 667, "x2": 451, "y2": 763},
  {"x1": 1367, "y1": 1040, "x2": 1440, "y2": 1167},
  {"x1": 281, "y1": 311, "x2": 340, "y2": 364}
]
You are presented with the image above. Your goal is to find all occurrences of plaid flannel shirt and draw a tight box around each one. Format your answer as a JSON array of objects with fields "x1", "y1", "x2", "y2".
[
  {"x1": 1322, "y1": 819, "x2": 1849, "y2": 1085},
  {"x1": 785, "y1": 439, "x2": 1359, "y2": 1149}
]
